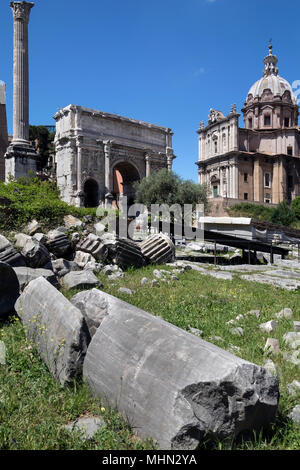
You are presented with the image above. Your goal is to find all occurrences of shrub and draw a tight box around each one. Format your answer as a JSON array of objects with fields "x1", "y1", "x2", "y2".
[
  {"x1": 292, "y1": 196, "x2": 300, "y2": 220},
  {"x1": 0, "y1": 177, "x2": 99, "y2": 231},
  {"x1": 271, "y1": 200, "x2": 296, "y2": 226}
]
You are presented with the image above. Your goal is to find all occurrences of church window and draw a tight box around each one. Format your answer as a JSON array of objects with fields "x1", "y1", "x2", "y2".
[
  {"x1": 264, "y1": 172, "x2": 271, "y2": 188},
  {"x1": 264, "y1": 115, "x2": 271, "y2": 126},
  {"x1": 244, "y1": 193, "x2": 248, "y2": 200},
  {"x1": 265, "y1": 194, "x2": 271, "y2": 204},
  {"x1": 284, "y1": 117, "x2": 290, "y2": 127},
  {"x1": 287, "y1": 146, "x2": 293, "y2": 156},
  {"x1": 244, "y1": 173, "x2": 248, "y2": 183},
  {"x1": 214, "y1": 141, "x2": 218, "y2": 154},
  {"x1": 248, "y1": 118, "x2": 253, "y2": 128}
]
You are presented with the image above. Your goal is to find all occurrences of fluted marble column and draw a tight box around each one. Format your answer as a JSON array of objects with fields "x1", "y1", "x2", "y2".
[
  {"x1": 103, "y1": 140, "x2": 113, "y2": 207},
  {"x1": 5, "y1": 2, "x2": 38, "y2": 182},
  {"x1": 11, "y1": 1, "x2": 34, "y2": 146},
  {"x1": 145, "y1": 153, "x2": 151, "y2": 177}
]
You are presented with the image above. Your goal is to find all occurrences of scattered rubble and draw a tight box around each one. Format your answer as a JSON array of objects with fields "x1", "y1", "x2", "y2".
[
  {"x1": 288, "y1": 406, "x2": 300, "y2": 426},
  {"x1": 63, "y1": 416, "x2": 106, "y2": 440},
  {"x1": 275, "y1": 308, "x2": 293, "y2": 320},
  {"x1": 264, "y1": 338, "x2": 280, "y2": 356},
  {"x1": 286, "y1": 380, "x2": 300, "y2": 397},
  {"x1": 0, "y1": 341, "x2": 6, "y2": 365},
  {"x1": 259, "y1": 320, "x2": 279, "y2": 333}
]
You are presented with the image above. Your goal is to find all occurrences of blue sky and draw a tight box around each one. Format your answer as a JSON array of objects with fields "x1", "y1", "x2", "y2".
[{"x1": 1, "y1": 0, "x2": 300, "y2": 181}]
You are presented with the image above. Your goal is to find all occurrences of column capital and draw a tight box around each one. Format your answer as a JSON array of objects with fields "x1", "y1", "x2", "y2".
[{"x1": 10, "y1": 1, "x2": 34, "y2": 23}]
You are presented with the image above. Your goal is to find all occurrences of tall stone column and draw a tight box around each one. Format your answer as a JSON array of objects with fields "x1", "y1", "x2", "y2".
[
  {"x1": 166, "y1": 147, "x2": 173, "y2": 172},
  {"x1": 11, "y1": 1, "x2": 33, "y2": 145},
  {"x1": 0, "y1": 81, "x2": 8, "y2": 181},
  {"x1": 74, "y1": 135, "x2": 84, "y2": 207},
  {"x1": 145, "y1": 152, "x2": 151, "y2": 177},
  {"x1": 103, "y1": 140, "x2": 113, "y2": 207},
  {"x1": 5, "y1": 1, "x2": 38, "y2": 181}
]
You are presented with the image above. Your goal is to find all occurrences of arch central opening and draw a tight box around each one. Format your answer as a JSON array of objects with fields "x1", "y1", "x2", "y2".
[{"x1": 112, "y1": 161, "x2": 140, "y2": 208}]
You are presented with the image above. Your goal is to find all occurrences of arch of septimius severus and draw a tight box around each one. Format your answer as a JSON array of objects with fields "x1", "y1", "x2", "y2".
[{"x1": 54, "y1": 105, "x2": 175, "y2": 209}]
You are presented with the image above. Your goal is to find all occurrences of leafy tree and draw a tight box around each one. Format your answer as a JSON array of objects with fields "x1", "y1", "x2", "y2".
[
  {"x1": 292, "y1": 196, "x2": 300, "y2": 220},
  {"x1": 29, "y1": 125, "x2": 55, "y2": 171},
  {"x1": 134, "y1": 169, "x2": 209, "y2": 210},
  {"x1": 271, "y1": 200, "x2": 296, "y2": 226}
]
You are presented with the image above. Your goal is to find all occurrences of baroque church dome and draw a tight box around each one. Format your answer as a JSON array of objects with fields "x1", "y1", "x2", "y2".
[{"x1": 246, "y1": 45, "x2": 297, "y2": 104}]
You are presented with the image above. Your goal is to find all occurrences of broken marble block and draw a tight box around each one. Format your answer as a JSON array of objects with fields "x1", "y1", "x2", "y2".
[
  {"x1": 64, "y1": 215, "x2": 83, "y2": 229},
  {"x1": 13, "y1": 267, "x2": 58, "y2": 290},
  {"x1": 26, "y1": 219, "x2": 41, "y2": 236},
  {"x1": 0, "y1": 261, "x2": 20, "y2": 317},
  {"x1": 45, "y1": 258, "x2": 80, "y2": 278},
  {"x1": 113, "y1": 238, "x2": 146, "y2": 269},
  {"x1": 74, "y1": 250, "x2": 97, "y2": 269},
  {"x1": 61, "y1": 270, "x2": 101, "y2": 291},
  {"x1": 21, "y1": 238, "x2": 51, "y2": 268},
  {"x1": 77, "y1": 233, "x2": 103, "y2": 259},
  {"x1": 15, "y1": 277, "x2": 90, "y2": 386},
  {"x1": 83, "y1": 296, "x2": 279, "y2": 450},
  {"x1": 70, "y1": 288, "x2": 109, "y2": 337},
  {"x1": 140, "y1": 233, "x2": 175, "y2": 265},
  {"x1": 63, "y1": 416, "x2": 105, "y2": 440},
  {"x1": 45, "y1": 230, "x2": 71, "y2": 258},
  {"x1": 0, "y1": 234, "x2": 26, "y2": 267},
  {"x1": 14, "y1": 233, "x2": 32, "y2": 250}
]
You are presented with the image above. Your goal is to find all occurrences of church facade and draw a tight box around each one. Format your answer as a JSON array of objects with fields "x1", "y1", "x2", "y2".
[
  {"x1": 196, "y1": 45, "x2": 300, "y2": 214},
  {"x1": 54, "y1": 105, "x2": 175, "y2": 208}
]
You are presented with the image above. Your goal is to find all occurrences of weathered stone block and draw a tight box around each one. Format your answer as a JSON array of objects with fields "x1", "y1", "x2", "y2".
[
  {"x1": 26, "y1": 219, "x2": 41, "y2": 236},
  {"x1": 77, "y1": 234, "x2": 103, "y2": 259},
  {"x1": 113, "y1": 238, "x2": 146, "y2": 269},
  {"x1": 13, "y1": 267, "x2": 58, "y2": 290},
  {"x1": 63, "y1": 416, "x2": 106, "y2": 440},
  {"x1": 0, "y1": 341, "x2": 6, "y2": 365},
  {"x1": 45, "y1": 258, "x2": 80, "y2": 278},
  {"x1": 70, "y1": 288, "x2": 109, "y2": 337},
  {"x1": 14, "y1": 233, "x2": 31, "y2": 250},
  {"x1": 74, "y1": 250, "x2": 97, "y2": 269},
  {"x1": 45, "y1": 230, "x2": 71, "y2": 258},
  {"x1": 0, "y1": 261, "x2": 20, "y2": 317},
  {"x1": 64, "y1": 215, "x2": 83, "y2": 229},
  {"x1": 21, "y1": 238, "x2": 51, "y2": 268},
  {"x1": 83, "y1": 297, "x2": 279, "y2": 450},
  {"x1": 0, "y1": 234, "x2": 26, "y2": 267},
  {"x1": 15, "y1": 277, "x2": 90, "y2": 386},
  {"x1": 61, "y1": 270, "x2": 101, "y2": 291},
  {"x1": 140, "y1": 233, "x2": 175, "y2": 265}
]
